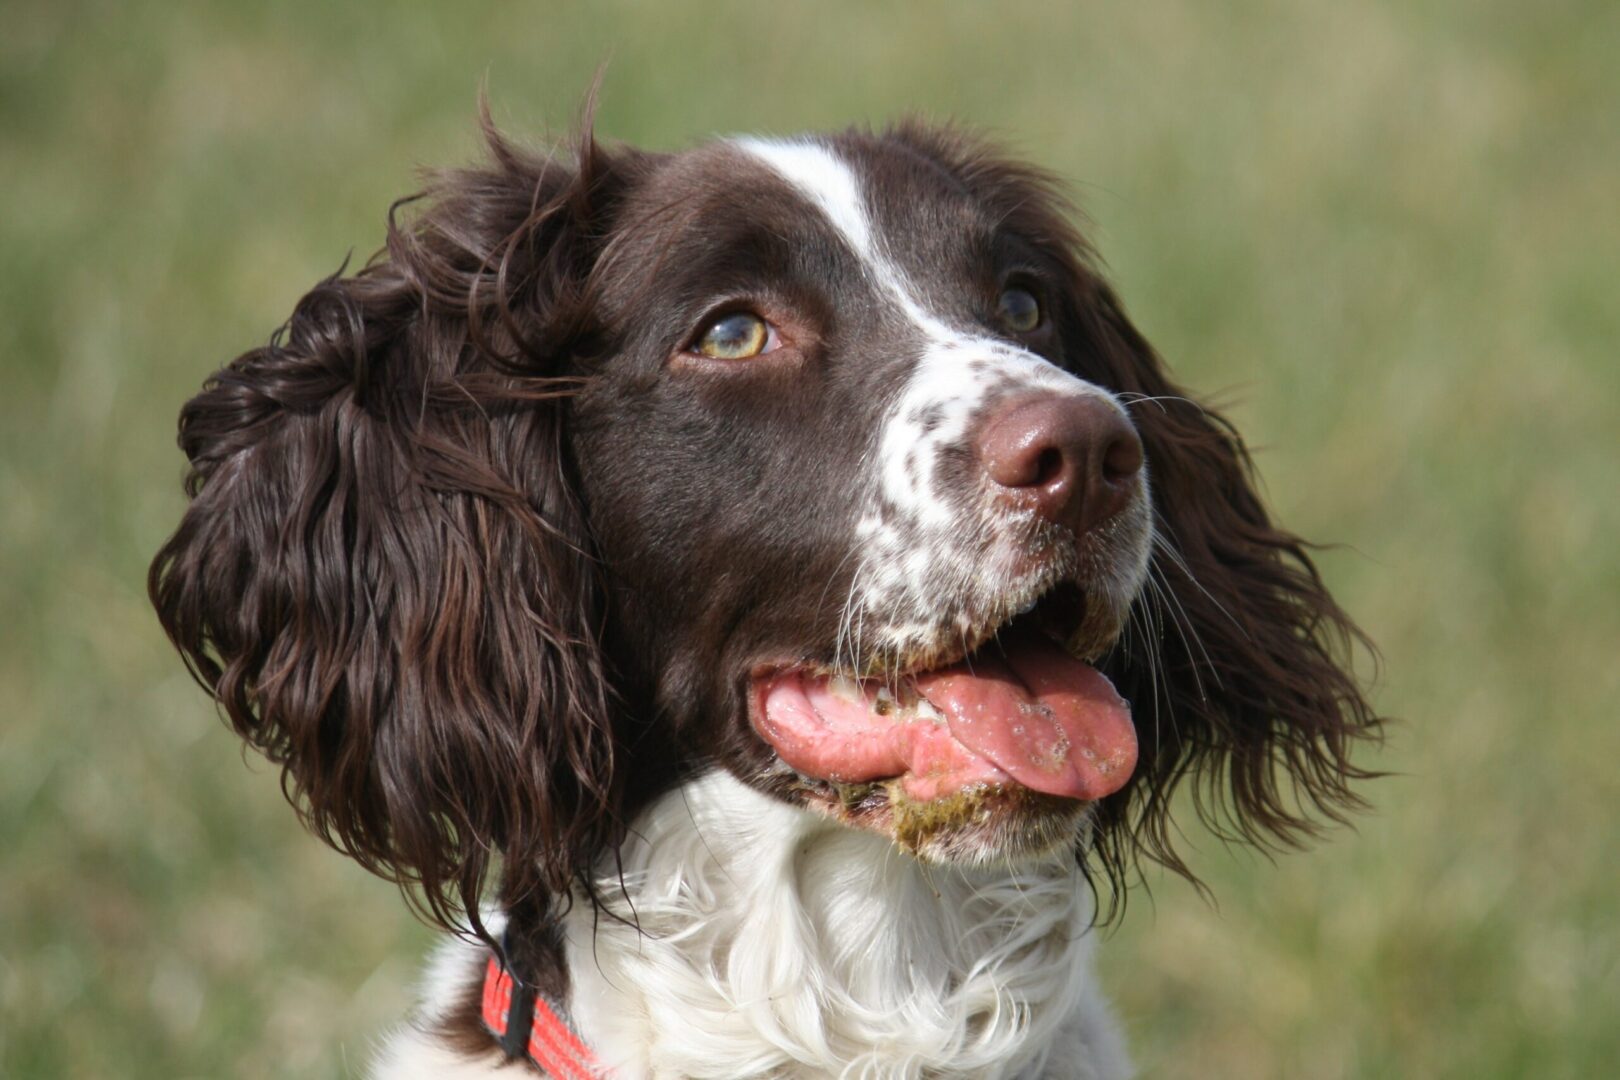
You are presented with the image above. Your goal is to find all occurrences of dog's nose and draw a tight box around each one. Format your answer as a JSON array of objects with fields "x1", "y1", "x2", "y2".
[{"x1": 976, "y1": 394, "x2": 1144, "y2": 534}]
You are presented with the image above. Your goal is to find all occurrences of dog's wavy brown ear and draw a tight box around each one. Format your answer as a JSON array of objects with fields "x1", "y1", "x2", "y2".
[
  {"x1": 1071, "y1": 281, "x2": 1383, "y2": 886},
  {"x1": 149, "y1": 119, "x2": 641, "y2": 935}
]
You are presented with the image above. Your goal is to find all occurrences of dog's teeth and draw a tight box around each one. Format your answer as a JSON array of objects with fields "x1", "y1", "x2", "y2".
[
  {"x1": 827, "y1": 675, "x2": 865, "y2": 703},
  {"x1": 1018, "y1": 596, "x2": 1039, "y2": 615},
  {"x1": 914, "y1": 697, "x2": 945, "y2": 724}
]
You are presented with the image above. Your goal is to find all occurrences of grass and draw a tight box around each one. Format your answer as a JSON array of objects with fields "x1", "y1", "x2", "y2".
[{"x1": 4, "y1": 1, "x2": 1617, "y2": 1075}]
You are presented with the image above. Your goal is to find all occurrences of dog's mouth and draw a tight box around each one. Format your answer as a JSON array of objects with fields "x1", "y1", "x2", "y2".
[{"x1": 748, "y1": 581, "x2": 1137, "y2": 823}]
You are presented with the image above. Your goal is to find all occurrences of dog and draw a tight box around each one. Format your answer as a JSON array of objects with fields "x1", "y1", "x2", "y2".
[{"x1": 150, "y1": 110, "x2": 1379, "y2": 1078}]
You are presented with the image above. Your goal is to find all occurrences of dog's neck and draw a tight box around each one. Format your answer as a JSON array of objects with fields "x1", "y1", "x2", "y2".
[{"x1": 561, "y1": 771, "x2": 1130, "y2": 1079}]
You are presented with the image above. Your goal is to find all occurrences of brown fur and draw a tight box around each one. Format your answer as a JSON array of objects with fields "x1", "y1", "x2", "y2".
[{"x1": 150, "y1": 110, "x2": 1380, "y2": 953}]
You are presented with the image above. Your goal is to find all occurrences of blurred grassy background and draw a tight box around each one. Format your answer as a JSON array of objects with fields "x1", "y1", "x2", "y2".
[{"x1": 4, "y1": 1, "x2": 1617, "y2": 1076}]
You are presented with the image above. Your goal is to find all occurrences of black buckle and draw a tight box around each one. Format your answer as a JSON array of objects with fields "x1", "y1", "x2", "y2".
[{"x1": 495, "y1": 925, "x2": 538, "y2": 1061}]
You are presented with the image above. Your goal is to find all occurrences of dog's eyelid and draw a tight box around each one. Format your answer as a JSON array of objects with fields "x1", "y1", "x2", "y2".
[
  {"x1": 683, "y1": 296, "x2": 768, "y2": 335},
  {"x1": 997, "y1": 266, "x2": 1051, "y2": 297}
]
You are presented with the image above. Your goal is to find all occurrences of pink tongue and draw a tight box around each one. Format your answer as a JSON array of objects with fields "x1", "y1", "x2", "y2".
[
  {"x1": 913, "y1": 632, "x2": 1136, "y2": 800},
  {"x1": 752, "y1": 632, "x2": 1136, "y2": 803}
]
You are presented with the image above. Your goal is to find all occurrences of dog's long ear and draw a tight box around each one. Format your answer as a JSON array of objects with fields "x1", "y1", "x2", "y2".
[
  {"x1": 900, "y1": 122, "x2": 1382, "y2": 885},
  {"x1": 1069, "y1": 281, "x2": 1383, "y2": 885},
  {"x1": 150, "y1": 118, "x2": 643, "y2": 935}
]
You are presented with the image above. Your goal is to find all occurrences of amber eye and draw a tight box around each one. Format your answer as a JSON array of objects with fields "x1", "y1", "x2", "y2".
[
  {"x1": 997, "y1": 287, "x2": 1042, "y2": 333},
  {"x1": 694, "y1": 312, "x2": 772, "y2": 360}
]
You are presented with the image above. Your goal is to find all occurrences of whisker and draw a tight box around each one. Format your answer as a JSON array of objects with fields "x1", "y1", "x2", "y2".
[
  {"x1": 1147, "y1": 556, "x2": 1223, "y2": 700},
  {"x1": 824, "y1": 546, "x2": 866, "y2": 676},
  {"x1": 1141, "y1": 562, "x2": 1201, "y2": 713},
  {"x1": 1151, "y1": 530, "x2": 1249, "y2": 641},
  {"x1": 1116, "y1": 392, "x2": 1209, "y2": 418},
  {"x1": 1135, "y1": 576, "x2": 1177, "y2": 750}
]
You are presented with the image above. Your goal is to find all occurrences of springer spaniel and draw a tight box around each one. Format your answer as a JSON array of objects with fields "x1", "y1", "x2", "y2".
[{"x1": 151, "y1": 112, "x2": 1378, "y2": 1078}]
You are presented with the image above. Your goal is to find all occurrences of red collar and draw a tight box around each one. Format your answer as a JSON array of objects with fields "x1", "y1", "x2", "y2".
[{"x1": 481, "y1": 952, "x2": 604, "y2": 1078}]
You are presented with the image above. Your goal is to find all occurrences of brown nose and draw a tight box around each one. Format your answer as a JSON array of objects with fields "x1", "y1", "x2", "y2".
[{"x1": 976, "y1": 394, "x2": 1144, "y2": 534}]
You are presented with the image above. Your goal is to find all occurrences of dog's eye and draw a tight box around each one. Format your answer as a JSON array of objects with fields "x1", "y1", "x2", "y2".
[
  {"x1": 694, "y1": 312, "x2": 773, "y2": 360},
  {"x1": 997, "y1": 288, "x2": 1042, "y2": 333}
]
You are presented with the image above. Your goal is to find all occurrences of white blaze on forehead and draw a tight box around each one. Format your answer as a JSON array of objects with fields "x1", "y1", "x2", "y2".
[
  {"x1": 733, "y1": 139, "x2": 876, "y2": 263},
  {"x1": 733, "y1": 137, "x2": 952, "y2": 340}
]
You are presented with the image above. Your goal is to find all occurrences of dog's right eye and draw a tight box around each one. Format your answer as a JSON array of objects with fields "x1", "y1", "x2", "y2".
[
  {"x1": 692, "y1": 312, "x2": 776, "y2": 360},
  {"x1": 996, "y1": 287, "x2": 1043, "y2": 334}
]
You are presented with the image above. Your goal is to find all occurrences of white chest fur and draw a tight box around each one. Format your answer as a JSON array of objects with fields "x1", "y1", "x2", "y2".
[{"x1": 564, "y1": 771, "x2": 1130, "y2": 1079}]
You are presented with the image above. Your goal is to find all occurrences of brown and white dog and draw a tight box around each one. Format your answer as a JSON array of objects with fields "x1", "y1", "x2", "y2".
[{"x1": 151, "y1": 111, "x2": 1379, "y2": 1078}]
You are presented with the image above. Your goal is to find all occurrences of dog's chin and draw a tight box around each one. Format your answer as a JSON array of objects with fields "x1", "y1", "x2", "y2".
[{"x1": 806, "y1": 777, "x2": 1093, "y2": 866}]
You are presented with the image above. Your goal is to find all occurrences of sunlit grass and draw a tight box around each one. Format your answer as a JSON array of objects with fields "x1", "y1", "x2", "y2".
[{"x1": 4, "y1": 2, "x2": 1617, "y2": 1075}]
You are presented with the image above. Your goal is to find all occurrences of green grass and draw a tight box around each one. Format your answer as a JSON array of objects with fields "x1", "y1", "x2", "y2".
[{"x1": 4, "y1": 2, "x2": 1617, "y2": 1075}]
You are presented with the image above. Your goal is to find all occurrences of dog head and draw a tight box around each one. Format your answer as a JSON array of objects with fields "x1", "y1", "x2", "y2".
[{"x1": 151, "y1": 112, "x2": 1378, "y2": 930}]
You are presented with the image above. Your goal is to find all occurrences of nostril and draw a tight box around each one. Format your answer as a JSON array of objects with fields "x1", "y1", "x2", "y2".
[
  {"x1": 1032, "y1": 446, "x2": 1066, "y2": 489},
  {"x1": 1101, "y1": 432, "x2": 1144, "y2": 486}
]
